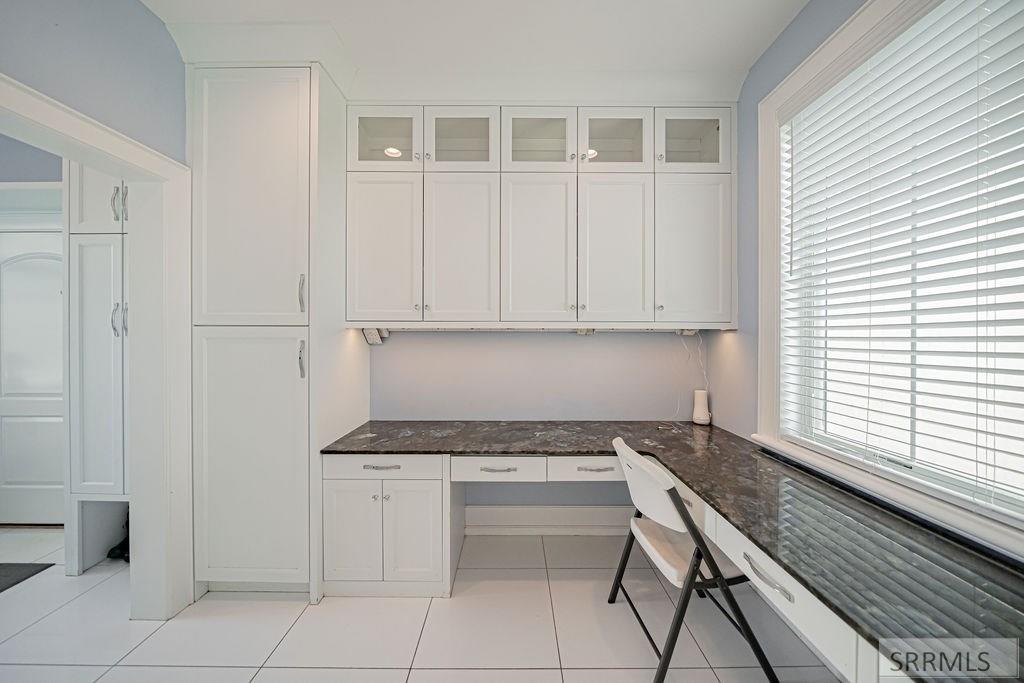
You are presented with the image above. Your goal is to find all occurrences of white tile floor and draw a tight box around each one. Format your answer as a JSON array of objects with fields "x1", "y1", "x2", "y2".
[{"x1": 0, "y1": 531, "x2": 839, "y2": 682}]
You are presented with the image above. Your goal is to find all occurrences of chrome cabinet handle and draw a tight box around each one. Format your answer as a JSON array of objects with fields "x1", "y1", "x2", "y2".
[
  {"x1": 569, "y1": 304, "x2": 577, "y2": 311},
  {"x1": 424, "y1": 304, "x2": 431, "y2": 311},
  {"x1": 363, "y1": 464, "x2": 401, "y2": 471},
  {"x1": 298, "y1": 339, "x2": 306, "y2": 379},
  {"x1": 580, "y1": 304, "x2": 587, "y2": 311},
  {"x1": 298, "y1": 274, "x2": 306, "y2": 313},
  {"x1": 111, "y1": 303, "x2": 121, "y2": 338},
  {"x1": 578, "y1": 466, "x2": 614, "y2": 473},
  {"x1": 657, "y1": 305, "x2": 665, "y2": 311},
  {"x1": 414, "y1": 152, "x2": 421, "y2": 160},
  {"x1": 681, "y1": 496, "x2": 693, "y2": 508},
  {"x1": 120, "y1": 183, "x2": 128, "y2": 222},
  {"x1": 569, "y1": 152, "x2": 577, "y2": 160},
  {"x1": 657, "y1": 153, "x2": 665, "y2": 161},
  {"x1": 414, "y1": 303, "x2": 420, "y2": 311},
  {"x1": 110, "y1": 186, "x2": 121, "y2": 222},
  {"x1": 743, "y1": 552, "x2": 794, "y2": 603},
  {"x1": 425, "y1": 152, "x2": 432, "y2": 160},
  {"x1": 122, "y1": 303, "x2": 128, "y2": 336},
  {"x1": 371, "y1": 494, "x2": 379, "y2": 501},
  {"x1": 383, "y1": 494, "x2": 391, "y2": 501},
  {"x1": 481, "y1": 466, "x2": 517, "y2": 473}
]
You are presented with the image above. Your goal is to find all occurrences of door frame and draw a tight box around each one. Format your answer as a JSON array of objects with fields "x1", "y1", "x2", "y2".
[{"x1": 0, "y1": 73, "x2": 193, "y2": 620}]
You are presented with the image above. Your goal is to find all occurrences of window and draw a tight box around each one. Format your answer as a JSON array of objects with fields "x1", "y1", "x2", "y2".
[{"x1": 778, "y1": 0, "x2": 1024, "y2": 523}]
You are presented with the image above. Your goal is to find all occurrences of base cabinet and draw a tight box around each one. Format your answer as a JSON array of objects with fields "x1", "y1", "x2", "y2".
[
  {"x1": 383, "y1": 480, "x2": 443, "y2": 582},
  {"x1": 323, "y1": 479, "x2": 384, "y2": 581}
]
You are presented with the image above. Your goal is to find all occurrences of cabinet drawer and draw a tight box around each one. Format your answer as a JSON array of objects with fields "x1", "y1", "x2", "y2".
[
  {"x1": 547, "y1": 456, "x2": 623, "y2": 481},
  {"x1": 716, "y1": 518, "x2": 857, "y2": 681},
  {"x1": 451, "y1": 456, "x2": 546, "y2": 482},
  {"x1": 323, "y1": 454, "x2": 442, "y2": 480}
]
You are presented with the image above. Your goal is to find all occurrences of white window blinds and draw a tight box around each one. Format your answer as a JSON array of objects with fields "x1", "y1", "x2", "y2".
[{"x1": 780, "y1": 0, "x2": 1024, "y2": 523}]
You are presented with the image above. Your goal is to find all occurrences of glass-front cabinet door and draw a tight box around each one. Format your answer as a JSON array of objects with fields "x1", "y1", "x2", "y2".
[
  {"x1": 425, "y1": 106, "x2": 500, "y2": 172},
  {"x1": 578, "y1": 107, "x2": 653, "y2": 173},
  {"x1": 348, "y1": 105, "x2": 423, "y2": 171},
  {"x1": 655, "y1": 107, "x2": 732, "y2": 173},
  {"x1": 501, "y1": 107, "x2": 578, "y2": 172}
]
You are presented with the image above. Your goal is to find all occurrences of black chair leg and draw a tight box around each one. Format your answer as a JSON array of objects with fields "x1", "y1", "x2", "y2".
[
  {"x1": 716, "y1": 579, "x2": 779, "y2": 683},
  {"x1": 608, "y1": 510, "x2": 642, "y2": 604},
  {"x1": 653, "y1": 548, "x2": 702, "y2": 683}
]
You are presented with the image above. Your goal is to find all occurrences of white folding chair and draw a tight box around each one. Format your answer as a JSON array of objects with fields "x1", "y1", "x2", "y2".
[{"x1": 607, "y1": 437, "x2": 778, "y2": 683}]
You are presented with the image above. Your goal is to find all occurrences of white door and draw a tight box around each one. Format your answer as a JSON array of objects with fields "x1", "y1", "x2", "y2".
[
  {"x1": 193, "y1": 326, "x2": 309, "y2": 582},
  {"x1": 0, "y1": 233, "x2": 64, "y2": 522},
  {"x1": 655, "y1": 108, "x2": 732, "y2": 173},
  {"x1": 578, "y1": 174, "x2": 654, "y2": 322},
  {"x1": 501, "y1": 107, "x2": 578, "y2": 172},
  {"x1": 323, "y1": 479, "x2": 383, "y2": 581},
  {"x1": 348, "y1": 105, "x2": 423, "y2": 172},
  {"x1": 347, "y1": 172, "x2": 424, "y2": 321},
  {"x1": 69, "y1": 234, "x2": 123, "y2": 495},
  {"x1": 383, "y1": 479, "x2": 442, "y2": 582},
  {"x1": 501, "y1": 173, "x2": 577, "y2": 321},
  {"x1": 192, "y1": 67, "x2": 310, "y2": 326},
  {"x1": 425, "y1": 106, "x2": 500, "y2": 172},
  {"x1": 424, "y1": 173, "x2": 499, "y2": 321},
  {"x1": 655, "y1": 174, "x2": 733, "y2": 323},
  {"x1": 69, "y1": 163, "x2": 123, "y2": 234},
  {"x1": 578, "y1": 107, "x2": 653, "y2": 173}
]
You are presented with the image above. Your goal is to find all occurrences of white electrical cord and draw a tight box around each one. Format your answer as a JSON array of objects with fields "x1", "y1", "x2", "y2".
[{"x1": 680, "y1": 331, "x2": 710, "y2": 391}]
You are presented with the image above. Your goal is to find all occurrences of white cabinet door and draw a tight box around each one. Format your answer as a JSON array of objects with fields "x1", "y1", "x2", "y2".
[
  {"x1": 425, "y1": 106, "x2": 500, "y2": 172},
  {"x1": 193, "y1": 327, "x2": 309, "y2": 583},
  {"x1": 347, "y1": 172, "x2": 424, "y2": 321},
  {"x1": 501, "y1": 107, "x2": 578, "y2": 172},
  {"x1": 69, "y1": 235, "x2": 124, "y2": 495},
  {"x1": 69, "y1": 163, "x2": 123, "y2": 234},
  {"x1": 500, "y1": 173, "x2": 577, "y2": 321},
  {"x1": 348, "y1": 105, "x2": 424, "y2": 172},
  {"x1": 655, "y1": 174, "x2": 733, "y2": 323},
  {"x1": 192, "y1": 67, "x2": 310, "y2": 326},
  {"x1": 383, "y1": 479, "x2": 442, "y2": 582},
  {"x1": 323, "y1": 479, "x2": 383, "y2": 581},
  {"x1": 0, "y1": 233, "x2": 65, "y2": 522},
  {"x1": 655, "y1": 107, "x2": 732, "y2": 173},
  {"x1": 424, "y1": 173, "x2": 499, "y2": 321},
  {"x1": 578, "y1": 174, "x2": 654, "y2": 322},
  {"x1": 578, "y1": 107, "x2": 653, "y2": 173}
]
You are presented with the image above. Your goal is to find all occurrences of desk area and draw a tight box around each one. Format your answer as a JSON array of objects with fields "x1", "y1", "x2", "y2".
[{"x1": 321, "y1": 420, "x2": 1024, "y2": 682}]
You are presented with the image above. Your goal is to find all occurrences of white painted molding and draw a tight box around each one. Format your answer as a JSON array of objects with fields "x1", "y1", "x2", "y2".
[{"x1": 465, "y1": 505, "x2": 633, "y2": 536}]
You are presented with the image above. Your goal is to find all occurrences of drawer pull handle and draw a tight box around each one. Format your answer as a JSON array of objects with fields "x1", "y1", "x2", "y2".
[
  {"x1": 681, "y1": 497, "x2": 693, "y2": 508},
  {"x1": 481, "y1": 466, "x2": 518, "y2": 473},
  {"x1": 363, "y1": 464, "x2": 401, "y2": 471},
  {"x1": 743, "y1": 552, "x2": 794, "y2": 603},
  {"x1": 577, "y1": 466, "x2": 614, "y2": 473}
]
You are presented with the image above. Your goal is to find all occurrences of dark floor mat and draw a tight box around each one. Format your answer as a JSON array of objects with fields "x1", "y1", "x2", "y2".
[{"x1": 0, "y1": 563, "x2": 52, "y2": 593}]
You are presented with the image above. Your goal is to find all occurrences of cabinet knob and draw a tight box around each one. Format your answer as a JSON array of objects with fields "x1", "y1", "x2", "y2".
[
  {"x1": 424, "y1": 304, "x2": 431, "y2": 311},
  {"x1": 569, "y1": 304, "x2": 577, "y2": 311},
  {"x1": 414, "y1": 152, "x2": 421, "y2": 160},
  {"x1": 371, "y1": 494, "x2": 379, "y2": 501},
  {"x1": 425, "y1": 152, "x2": 432, "y2": 160},
  {"x1": 414, "y1": 303, "x2": 420, "y2": 311},
  {"x1": 569, "y1": 153, "x2": 577, "y2": 160},
  {"x1": 657, "y1": 305, "x2": 665, "y2": 311},
  {"x1": 580, "y1": 304, "x2": 587, "y2": 311},
  {"x1": 657, "y1": 153, "x2": 665, "y2": 161},
  {"x1": 383, "y1": 494, "x2": 391, "y2": 502}
]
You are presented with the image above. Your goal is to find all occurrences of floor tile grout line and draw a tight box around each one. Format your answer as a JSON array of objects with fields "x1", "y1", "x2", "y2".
[
  {"x1": 256, "y1": 600, "x2": 310, "y2": 671},
  {"x1": 539, "y1": 537, "x2": 564, "y2": 683},
  {"x1": 0, "y1": 562, "x2": 130, "y2": 649},
  {"x1": 649, "y1": 557, "x2": 714, "y2": 671},
  {"x1": 406, "y1": 595, "x2": 434, "y2": 676}
]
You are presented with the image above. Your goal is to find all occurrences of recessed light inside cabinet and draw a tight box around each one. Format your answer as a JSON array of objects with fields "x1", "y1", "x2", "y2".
[
  {"x1": 384, "y1": 147, "x2": 402, "y2": 158},
  {"x1": 587, "y1": 149, "x2": 598, "y2": 159}
]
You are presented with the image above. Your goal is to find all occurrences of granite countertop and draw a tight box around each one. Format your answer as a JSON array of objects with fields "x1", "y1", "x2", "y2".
[{"x1": 323, "y1": 420, "x2": 1024, "y2": 661}]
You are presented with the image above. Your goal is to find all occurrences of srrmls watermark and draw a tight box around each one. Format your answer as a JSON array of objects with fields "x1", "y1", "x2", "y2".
[{"x1": 880, "y1": 638, "x2": 1020, "y2": 679}]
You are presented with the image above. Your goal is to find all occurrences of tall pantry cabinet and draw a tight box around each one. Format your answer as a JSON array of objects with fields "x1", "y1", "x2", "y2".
[{"x1": 190, "y1": 65, "x2": 365, "y2": 586}]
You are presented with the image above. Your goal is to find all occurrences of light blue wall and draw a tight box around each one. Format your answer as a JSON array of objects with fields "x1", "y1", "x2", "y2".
[
  {"x1": 707, "y1": 0, "x2": 867, "y2": 437},
  {"x1": 0, "y1": 0, "x2": 185, "y2": 163},
  {"x1": 0, "y1": 135, "x2": 61, "y2": 182}
]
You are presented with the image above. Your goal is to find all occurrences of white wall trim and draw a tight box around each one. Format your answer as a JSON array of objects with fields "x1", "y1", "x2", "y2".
[
  {"x1": 465, "y1": 505, "x2": 633, "y2": 536},
  {"x1": 755, "y1": 0, "x2": 1023, "y2": 561}
]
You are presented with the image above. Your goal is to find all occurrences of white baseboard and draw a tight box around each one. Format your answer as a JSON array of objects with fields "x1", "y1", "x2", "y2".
[{"x1": 464, "y1": 505, "x2": 634, "y2": 536}]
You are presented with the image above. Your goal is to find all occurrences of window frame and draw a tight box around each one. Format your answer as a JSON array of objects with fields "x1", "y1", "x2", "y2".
[{"x1": 755, "y1": 0, "x2": 1024, "y2": 559}]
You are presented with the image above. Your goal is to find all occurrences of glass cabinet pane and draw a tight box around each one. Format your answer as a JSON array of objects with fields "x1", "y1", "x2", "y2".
[
  {"x1": 665, "y1": 119, "x2": 720, "y2": 164},
  {"x1": 586, "y1": 118, "x2": 644, "y2": 163},
  {"x1": 511, "y1": 117, "x2": 567, "y2": 162},
  {"x1": 434, "y1": 117, "x2": 490, "y2": 163},
  {"x1": 358, "y1": 116, "x2": 413, "y2": 162}
]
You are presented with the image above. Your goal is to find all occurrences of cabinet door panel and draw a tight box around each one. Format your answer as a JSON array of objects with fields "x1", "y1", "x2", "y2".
[
  {"x1": 69, "y1": 164, "x2": 123, "y2": 234},
  {"x1": 425, "y1": 106, "x2": 499, "y2": 172},
  {"x1": 347, "y1": 173, "x2": 424, "y2": 321},
  {"x1": 501, "y1": 107, "x2": 578, "y2": 172},
  {"x1": 578, "y1": 174, "x2": 654, "y2": 322},
  {"x1": 383, "y1": 479, "x2": 442, "y2": 582},
  {"x1": 69, "y1": 235, "x2": 123, "y2": 495},
  {"x1": 323, "y1": 479, "x2": 383, "y2": 581},
  {"x1": 655, "y1": 174, "x2": 733, "y2": 323},
  {"x1": 424, "y1": 173, "x2": 499, "y2": 321},
  {"x1": 655, "y1": 107, "x2": 732, "y2": 173},
  {"x1": 578, "y1": 107, "x2": 653, "y2": 173},
  {"x1": 500, "y1": 173, "x2": 577, "y2": 321},
  {"x1": 192, "y1": 67, "x2": 310, "y2": 325},
  {"x1": 193, "y1": 327, "x2": 309, "y2": 582},
  {"x1": 348, "y1": 105, "x2": 423, "y2": 172}
]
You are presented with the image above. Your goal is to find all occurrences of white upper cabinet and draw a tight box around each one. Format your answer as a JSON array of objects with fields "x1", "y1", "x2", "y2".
[
  {"x1": 655, "y1": 174, "x2": 733, "y2": 323},
  {"x1": 349, "y1": 106, "x2": 424, "y2": 171},
  {"x1": 425, "y1": 106, "x2": 500, "y2": 172},
  {"x1": 578, "y1": 107, "x2": 653, "y2": 173},
  {"x1": 578, "y1": 174, "x2": 654, "y2": 322},
  {"x1": 192, "y1": 67, "x2": 310, "y2": 326},
  {"x1": 347, "y1": 172, "x2": 424, "y2": 321},
  {"x1": 69, "y1": 164, "x2": 125, "y2": 234},
  {"x1": 424, "y1": 173, "x2": 500, "y2": 321},
  {"x1": 655, "y1": 107, "x2": 732, "y2": 173},
  {"x1": 192, "y1": 326, "x2": 309, "y2": 583},
  {"x1": 501, "y1": 107, "x2": 578, "y2": 172},
  {"x1": 501, "y1": 173, "x2": 577, "y2": 321}
]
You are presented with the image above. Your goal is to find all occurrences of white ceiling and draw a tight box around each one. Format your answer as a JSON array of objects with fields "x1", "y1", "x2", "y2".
[{"x1": 143, "y1": 0, "x2": 809, "y2": 101}]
